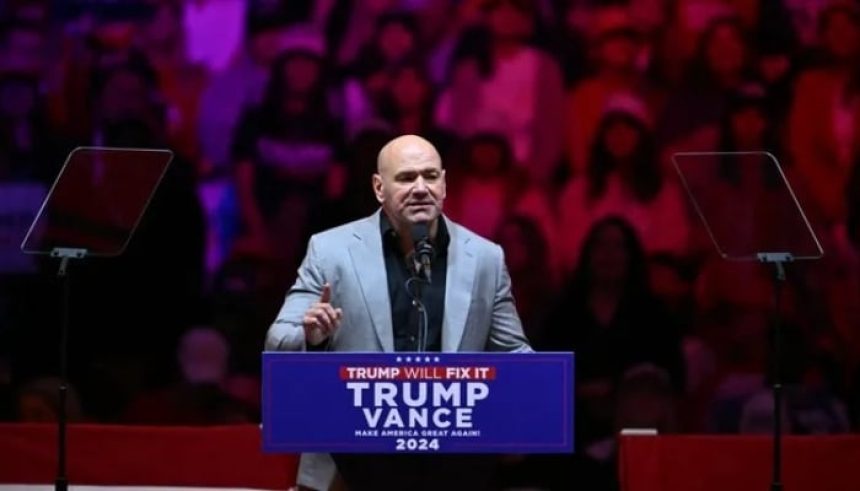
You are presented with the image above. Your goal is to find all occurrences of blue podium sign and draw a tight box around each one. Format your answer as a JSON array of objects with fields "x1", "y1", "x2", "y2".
[{"x1": 262, "y1": 352, "x2": 574, "y2": 454}]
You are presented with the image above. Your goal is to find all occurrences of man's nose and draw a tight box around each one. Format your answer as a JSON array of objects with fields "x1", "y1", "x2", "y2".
[{"x1": 412, "y1": 176, "x2": 429, "y2": 194}]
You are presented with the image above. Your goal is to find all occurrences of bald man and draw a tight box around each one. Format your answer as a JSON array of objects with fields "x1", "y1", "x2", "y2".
[{"x1": 266, "y1": 135, "x2": 532, "y2": 491}]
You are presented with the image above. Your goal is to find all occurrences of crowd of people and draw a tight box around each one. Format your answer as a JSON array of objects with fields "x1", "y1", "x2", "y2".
[{"x1": 1, "y1": 0, "x2": 860, "y2": 489}]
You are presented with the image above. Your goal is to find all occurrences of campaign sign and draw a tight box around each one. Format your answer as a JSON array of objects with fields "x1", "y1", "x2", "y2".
[{"x1": 262, "y1": 352, "x2": 574, "y2": 454}]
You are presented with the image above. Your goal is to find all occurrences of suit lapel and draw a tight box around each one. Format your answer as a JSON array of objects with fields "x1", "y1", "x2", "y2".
[
  {"x1": 348, "y1": 211, "x2": 394, "y2": 352},
  {"x1": 443, "y1": 218, "x2": 476, "y2": 352}
]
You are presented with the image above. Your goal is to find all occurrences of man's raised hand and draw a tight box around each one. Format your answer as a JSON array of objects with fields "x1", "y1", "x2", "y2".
[{"x1": 302, "y1": 283, "x2": 343, "y2": 346}]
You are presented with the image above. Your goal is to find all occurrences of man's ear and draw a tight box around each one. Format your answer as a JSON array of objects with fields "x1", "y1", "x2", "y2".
[{"x1": 372, "y1": 174, "x2": 384, "y2": 203}]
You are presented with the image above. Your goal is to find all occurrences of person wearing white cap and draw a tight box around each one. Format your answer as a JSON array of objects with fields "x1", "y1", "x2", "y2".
[{"x1": 557, "y1": 93, "x2": 690, "y2": 270}]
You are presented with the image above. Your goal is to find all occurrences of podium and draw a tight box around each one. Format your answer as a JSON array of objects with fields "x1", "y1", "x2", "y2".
[{"x1": 261, "y1": 352, "x2": 574, "y2": 454}]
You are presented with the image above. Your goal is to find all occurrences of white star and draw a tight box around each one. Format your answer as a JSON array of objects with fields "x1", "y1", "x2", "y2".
[
  {"x1": 396, "y1": 357, "x2": 402, "y2": 363},
  {"x1": 405, "y1": 356, "x2": 412, "y2": 362},
  {"x1": 414, "y1": 357, "x2": 421, "y2": 364},
  {"x1": 434, "y1": 357, "x2": 440, "y2": 362},
  {"x1": 425, "y1": 356, "x2": 431, "y2": 362}
]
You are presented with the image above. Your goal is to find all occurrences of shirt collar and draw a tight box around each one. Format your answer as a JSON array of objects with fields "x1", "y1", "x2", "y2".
[{"x1": 379, "y1": 212, "x2": 450, "y2": 256}]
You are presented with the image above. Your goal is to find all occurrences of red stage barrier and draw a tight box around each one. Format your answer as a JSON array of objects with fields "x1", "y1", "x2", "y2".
[
  {"x1": 619, "y1": 434, "x2": 860, "y2": 491},
  {"x1": 0, "y1": 424, "x2": 298, "y2": 489}
]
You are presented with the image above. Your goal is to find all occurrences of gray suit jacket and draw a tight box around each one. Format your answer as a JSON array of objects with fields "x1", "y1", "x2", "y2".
[{"x1": 264, "y1": 210, "x2": 532, "y2": 490}]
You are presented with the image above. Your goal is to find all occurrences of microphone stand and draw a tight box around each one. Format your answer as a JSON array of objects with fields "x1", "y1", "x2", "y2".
[
  {"x1": 408, "y1": 227, "x2": 433, "y2": 352},
  {"x1": 408, "y1": 255, "x2": 430, "y2": 352},
  {"x1": 414, "y1": 279, "x2": 427, "y2": 352}
]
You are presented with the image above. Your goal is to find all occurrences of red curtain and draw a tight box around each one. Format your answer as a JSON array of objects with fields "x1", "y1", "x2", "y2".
[
  {"x1": 619, "y1": 435, "x2": 860, "y2": 491},
  {"x1": 0, "y1": 424, "x2": 298, "y2": 489}
]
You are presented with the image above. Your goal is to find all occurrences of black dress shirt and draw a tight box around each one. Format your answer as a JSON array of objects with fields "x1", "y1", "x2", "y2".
[
  {"x1": 332, "y1": 215, "x2": 498, "y2": 491},
  {"x1": 380, "y1": 213, "x2": 448, "y2": 352}
]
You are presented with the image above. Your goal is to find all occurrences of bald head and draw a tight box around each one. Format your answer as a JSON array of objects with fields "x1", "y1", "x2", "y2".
[
  {"x1": 372, "y1": 134, "x2": 446, "y2": 233},
  {"x1": 376, "y1": 134, "x2": 442, "y2": 175}
]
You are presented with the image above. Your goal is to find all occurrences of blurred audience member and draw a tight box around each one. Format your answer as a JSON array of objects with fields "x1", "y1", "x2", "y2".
[
  {"x1": 445, "y1": 132, "x2": 537, "y2": 238},
  {"x1": 436, "y1": 0, "x2": 565, "y2": 184},
  {"x1": 649, "y1": 252, "x2": 698, "y2": 331},
  {"x1": 543, "y1": 217, "x2": 685, "y2": 447},
  {"x1": 356, "y1": 12, "x2": 423, "y2": 69},
  {"x1": 808, "y1": 163, "x2": 860, "y2": 388},
  {"x1": 0, "y1": 13, "x2": 62, "y2": 182},
  {"x1": 600, "y1": 362, "x2": 678, "y2": 449},
  {"x1": 547, "y1": 0, "x2": 590, "y2": 88},
  {"x1": 197, "y1": 15, "x2": 299, "y2": 174},
  {"x1": 0, "y1": 72, "x2": 65, "y2": 182},
  {"x1": 784, "y1": 0, "x2": 836, "y2": 48},
  {"x1": 0, "y1": 19, "x2": 47, "y2": 77},
  {"x1": 419, "y1": 0, "x2": 487, "y2": 86},
  {"x1": 518, "y1": 362, "x2": 679, "y2": 491},
  {"x1": 232, "y1": 47, "x2": 344, "y2": 288},
  {"x1": 739, "y1": 334, "x2": 850, "y2": 435},
  {"x1": 339, "y1": 127, "x2": 396, "y2": 221},
  {"x1": 658, "y1": 16, "x2": 754, "y2": 147},
  {"x1": 178, "y1": 326, "x2": 230, "y2": 385},
  {"x1": 90, "y1": 60, "x2": 164, "y2": 145},
  {"x1": 693, "y1": 255, "x2": 798, "y2": 433},
  {"x1": 558, "y1": 95, "x2": 690, "y2": 269},
  {"x1": 676, "y1": 84, "x2": 794, "y2": 259},
  {"x1": 788, "y1": 1, "x2": 860, "y2": 227},
  {"x1": 15, "y1": 376, "x2": 84, "y2": 423},
  {"x1": 754, "y1": 0, "x2": 800, "y2": 124},
  {"x1": 137, "y1": 0, "x2": 207, "y2": 164},
  {"x1": 326, "y1": 0, "x2": 400, "y2": 68},
  {"x1": 123, "y1": 326, "x2": 254, "y2": 425},
  {"x1": 564, "y1": 4, "x2": 658, "y2": 175},
  {"x1": 494, "y1": 214, "x2": 555, "y2": 342},
  {"x1": 340, "y1": 12, "x2": 424, "y2": 137},
  {"x1": 374, "y1": 61, "x2": 458, "y2": 157}
]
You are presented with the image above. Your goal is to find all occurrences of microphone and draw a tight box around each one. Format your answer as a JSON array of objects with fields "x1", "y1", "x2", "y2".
[{"x1": 410, "y1": 222, "x2": 433, "y2": 283}]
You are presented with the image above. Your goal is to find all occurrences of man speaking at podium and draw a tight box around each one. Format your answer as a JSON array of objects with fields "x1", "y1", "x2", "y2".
[{"x1": 265, "y1": 134, "x2": 532, "y2": 490}]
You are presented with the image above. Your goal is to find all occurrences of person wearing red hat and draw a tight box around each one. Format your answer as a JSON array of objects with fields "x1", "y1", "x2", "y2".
[{"x1": 563, "y1": 5, "x2": 658, "y2": 176}]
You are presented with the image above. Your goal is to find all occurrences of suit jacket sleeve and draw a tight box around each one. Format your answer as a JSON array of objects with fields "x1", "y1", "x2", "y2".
[
  {"x1": 265, "y1": 235, "x2": 325, "y2": 351},
  {"x1": 486, "y1": 245, "x2": 533, "y2": 353}
]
